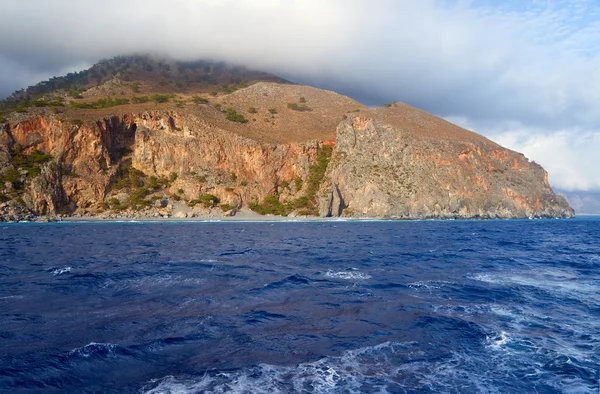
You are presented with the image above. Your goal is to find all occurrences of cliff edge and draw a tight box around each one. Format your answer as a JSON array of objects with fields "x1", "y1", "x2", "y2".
[{"x1": 0, "y1": 56, "x2": 574, "y2": 220}]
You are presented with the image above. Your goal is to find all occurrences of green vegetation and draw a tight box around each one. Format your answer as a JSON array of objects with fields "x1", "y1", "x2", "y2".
[
  {"x1": 250, "y1": 145, "x2": 333, "y2": 216},
  {"x1": 0, "y1": 168, "x2": 21, "y2": 188},
  {"x1": 111, "y1": 164, "x2": 145, "y2": 190},
  {"x1": 287, "y1": 103, "x2": 312, "y2": 112},
  {"x1": 150, "y1": 94, "x2": 173, "y2": 103},
  {"x1": 68, "y1": 89, "x2": 85, "y2": 98},
  {"x1": 221, "y1": 85, "x2": 237, "y2": 94},
  {"x1": 209, "y1": 91, "x2": 218, "y2": 97},
  {"x1": 70, "y1": 97, "x2": 130, "y2": 109},
  {"x1": 0, "y1": 146, "x2": 54, "y2": 188},
  {"x1": 249, "y1": 194, "x2": 288, "y2": 216},
  {"x1": 220, "y1": 203, "x2": 234, "y2": 212},
  {"x1": 299, "y1": 97, "x2": 306, "y2": 103},
  {"x1": 131, "y1": 81, "x2": 141, "y2": 93},
  {"x1": 12, "y1": 147, "x2": 53, "y2": 179},
  {"x1": 248, "y1": 107, "x2": 257, "y2": 113},
  {"x1": 225, "y1": 108, "x2": 249, "y2": 123},
  {"x1": 71, "y1": 119, "x2": 83, "y2": 126},
  {"x1": 268, "y1": 108, "x2": 277, "y2": 114},
  {"x1": 108, "y1": 165, "x2": 175, "y2": 211},
  {"x1": 189, "y1": 193, "x2": 220, "y2": 208},
  {"x1": 221, "y1": 82, "x2": 249, "y2": 94},
  {"x1": 192, "y1": 96, "x2": 209, "y2": 104},
  {"x1": 132, "y1": 96, "x2": 150, "y2": 104},
  {"x1": 31, "y1": 99, "x2": 64, "y2": 107},
  {"x1": 305, "y1": 144, "x2": 333, "y2": 201},
  {"x1": 294, "y1": 176, "x2": 303, "y2": 191},
  {"x1": 280, "y1": 180, "x2": 289, "y2": 190}
]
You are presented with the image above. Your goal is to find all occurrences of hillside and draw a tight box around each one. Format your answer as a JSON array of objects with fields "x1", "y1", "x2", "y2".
[{"x1": 0, "y1": 56, "x2": 573, "y2": 221}]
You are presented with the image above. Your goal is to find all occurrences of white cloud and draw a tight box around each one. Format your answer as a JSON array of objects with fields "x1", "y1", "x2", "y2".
[
  {"x1": 1, "y1": 0, "x2": 599, "y2": 192},
  {"x1": 494, "y1": 129, "x2": 600, "y2": 191}
]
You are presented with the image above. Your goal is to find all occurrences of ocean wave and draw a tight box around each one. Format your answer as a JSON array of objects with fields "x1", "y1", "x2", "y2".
[
  {"x1": 324, "y1": 270, "x2": 371, "y2": 280},
  {"x1": 51, "y1": 266, "x2": 72, "y2": 276},
  {"x1": 143, "y1": 342, "x2": 406, "y2": 394},
  {"x1": 68, "y1": 342, "x2": 119, "y2": 358}
]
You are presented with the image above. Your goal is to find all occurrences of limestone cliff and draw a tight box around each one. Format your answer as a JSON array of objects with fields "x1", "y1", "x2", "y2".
[
  {"x1": 0, "y1": 77, "x2": 574, "y2": 220},
  {"x1": 318, "y1": 108, "x2": 573, "y2": 219}
]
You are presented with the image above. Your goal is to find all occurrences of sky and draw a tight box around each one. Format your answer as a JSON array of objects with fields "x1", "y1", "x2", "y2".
[{"x1": 1, "y1": 0, "x2": 599, "y2": 201}]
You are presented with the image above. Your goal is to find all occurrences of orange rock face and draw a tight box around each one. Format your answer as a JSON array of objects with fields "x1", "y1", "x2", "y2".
[{"x1": 0, "y1": 90, "x2": 574, "y2": 220}]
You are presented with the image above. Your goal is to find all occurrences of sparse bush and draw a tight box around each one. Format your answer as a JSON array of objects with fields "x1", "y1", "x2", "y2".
[
  {"x1": 220, "y1": 203, "x2": 234, "y2": 212},
  {"x1": 294, "y1": 177, "x2": 303, "y2": 191},
  {"x1": 222, "y1": 85, "x2": 237, "y2": 94},
  {"x1": 70, "y1": 97, "x2": 129, "y2": 109},
  {"x1": 249, "y1": 194, "x2": 289, "y2": 216},
  {"x1": 68, "y1": 89, "x2": 85, "y2": 99},
  {"x1": 248, "y1": 107, "x2": 257, "y2": 113},
  {"x1": 150, "y1": 94, "x2": 171, "y2": 103},
  {"x1": 225, "y1": 108, "x2": 249, "y2": 123},
  {"x1": 287, "y1": 103, "x2": 312, "y2": 112},
  {"x1": 306, "y1": 145, "x2": 332, "y2": 201},
  {"x1": 131, "y1": 81, "x2": 141, "y2": 93},
  {"x1": 268, "y1": 108, "x2": 277, "y2": 114},
  {"x1": 71, "y1": 119, "x2": 83, "y2": 126},
  {"x1": 132, "y1": 96, "x2": 149, "y2": 104},
  {"x1": 189, "y1": 193, "x2": 220, "y2": 208},
  {"x1": 192, "y1": 96, "x2": 209, "y2": 104},
  {"x1": 209, "y1": 91, "x2": 218, "y2": 97},
  {"x1": 299, "y1": 97, "x2": 306, "y2": 103}
]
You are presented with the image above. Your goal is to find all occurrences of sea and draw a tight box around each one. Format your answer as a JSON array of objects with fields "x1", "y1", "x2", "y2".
[{"x1": 0, "y1": 218, "x2": 598, "y2": 393}]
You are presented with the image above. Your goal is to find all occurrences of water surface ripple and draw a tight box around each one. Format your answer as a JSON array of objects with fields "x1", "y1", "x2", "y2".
[{"x1": 0, "y1": 219, "x2": 599, "y2": 393}]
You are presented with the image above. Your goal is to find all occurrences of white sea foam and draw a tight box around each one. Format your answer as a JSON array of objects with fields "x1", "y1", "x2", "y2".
[
  {"x1": 471, "y1": 270, "x2": 599, "y2": 297},
  {"x1": 68, "y1": 342, "x2": 118, "y2": 358},
  {"x1": 142, "y1": 340, "x2": 537, "y2": 394},
  {"x1": 408, "y1": 280, "x2": 455, "y2": 291},
  {"x1": 486, "y1": 331, "x2": 510, "y2": 350},
  {"x1": 325, "y1": 270, "x2": 371, "y2": 280},
  {"x1": 52, "y1": 267, "x2": 72, "y2": 275},
  {"x1": 144, "y1": 342, "x2": 399, "y2": 394}
]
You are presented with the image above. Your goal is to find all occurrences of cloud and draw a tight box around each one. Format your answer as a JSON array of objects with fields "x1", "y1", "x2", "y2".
[
  {"x1": 494, "y1": 129, "x2": 600, "y2": 192},
  {"x1": 1, "y1": 0, "x2": 599, "y2": 193}
]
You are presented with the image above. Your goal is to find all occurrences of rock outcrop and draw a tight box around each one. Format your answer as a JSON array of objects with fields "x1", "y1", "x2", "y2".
[
  {"x1": 318, "y1": 109, "x2": 573, "y2": 219},
  {"x1": 0, "y1": 80, "x2": 574, "y2": 221}
]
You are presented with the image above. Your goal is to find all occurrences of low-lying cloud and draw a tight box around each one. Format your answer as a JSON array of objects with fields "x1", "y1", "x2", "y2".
[{"x1": 1, "y1": 0, "x2": 599, "y2": 193}]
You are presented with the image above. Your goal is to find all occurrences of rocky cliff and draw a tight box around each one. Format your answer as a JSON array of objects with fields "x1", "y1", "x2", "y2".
[
  {"x1": 318, "y1": 107, "x2": 573, "y2": 219},
  {"x1": 0, "y1": 64, "x2": 574, "y2": 220}
]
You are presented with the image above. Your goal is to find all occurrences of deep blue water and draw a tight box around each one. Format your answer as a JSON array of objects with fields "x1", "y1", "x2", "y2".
[{"x1": 0, "y1": 218, "x2": 599, "y2": 393}]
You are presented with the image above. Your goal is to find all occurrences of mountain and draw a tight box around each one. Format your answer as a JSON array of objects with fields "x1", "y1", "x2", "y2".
[
  {"x1": 556, "y1": 190, "x2": 600, "y2": 215},
  {"x1": 0, "y1": 56, "x2": 573, "y2": 221}
]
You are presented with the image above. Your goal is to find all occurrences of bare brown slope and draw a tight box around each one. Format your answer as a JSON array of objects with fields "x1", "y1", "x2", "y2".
[
  {"x1": 372, "y1": 102, "x2": 490, "y2": 143},
  {"x1": 36, "y1": 82, "x2": 366, "y2": 144}
]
